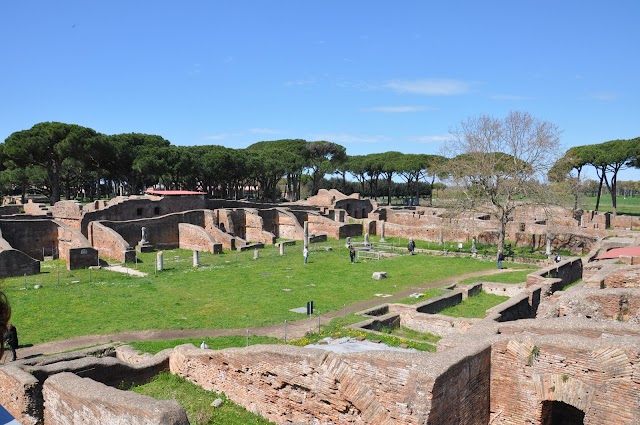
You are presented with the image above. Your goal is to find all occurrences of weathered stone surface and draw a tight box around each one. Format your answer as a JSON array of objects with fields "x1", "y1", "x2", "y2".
[
  {"x1": 43, "y1": 372, "x2": 189, "y2": 425},
  {"x1": 372, "y1": 271, "x2": 388, "y2": 280},
  {"x1": 170, "y1": 343, "x2": 491, "y2": 425}
]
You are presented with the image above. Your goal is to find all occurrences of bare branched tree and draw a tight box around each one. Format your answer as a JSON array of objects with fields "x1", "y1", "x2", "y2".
[{"x1": 445, "y1": 111, "x2": 562, "y2": 252}]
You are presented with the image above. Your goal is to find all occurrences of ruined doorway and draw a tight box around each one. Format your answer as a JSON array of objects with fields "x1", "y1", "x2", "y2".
[{"x1": 541, "y1": 401, "x2": 585, "y2": 425}]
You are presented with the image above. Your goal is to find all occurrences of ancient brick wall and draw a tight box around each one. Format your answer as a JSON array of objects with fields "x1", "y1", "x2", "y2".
[
  {"x1": 258, "y1": 209, "x2": 304, "y2": 240},
  {"x1": 0, "y1": 365, "x2": 41, "y2": 425},
  {"x1": 88, "y1": 221, "x2": 135, "y2": 263},
  {"x1": 0, "y1": 219, "x2": 58, "y2": 260},
  {"x1": 0, "y1": 249, "x2": 40, "y2": 278},
  {"x1": 415, "y1": 291, "x2": 463, "y2": 313},
  {"x1": 170, "y1": 343, "x2": 491, "y2": 425},
  {"x1": 43, "y1": 372, "x2": 189, "y2": 425},
  {"x1": 526, "y1": 258, "x2": 582, "y2": 294},
  {"x1": 178, "y1": 223, "x2": 221, "y2": 253},
  {"x1": 490, "y1": 334, "x2": 640, "y2": 424},
  {"x1": 71, "y1": 195, "x2": 207, "y2": 236},
  {"x1": 23, "y1": 200, "x2": 50, "y2": 216},
  {"x1": 486, "y1": 286, "x2": 541, "y2": 322},
  {"x1": 602, "y1": 265, "x2": 640, "y2": 288},
  {"x1": 243, "y1": 210, "x2": 275, "y2": 244},
  {"x1": 0, "y1": 205, "x2": 22, "y2": 216}
]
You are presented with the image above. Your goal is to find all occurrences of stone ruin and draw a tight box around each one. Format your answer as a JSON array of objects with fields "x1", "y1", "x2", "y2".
[{"x1": 1, "y1": 191, "x2": 640, "y2": 423}]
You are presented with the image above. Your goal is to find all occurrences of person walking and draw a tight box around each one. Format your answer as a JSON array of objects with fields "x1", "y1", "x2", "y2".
[
  {"x1": 303, "y1": 247, "x2": 309, "y2": 264},
  {"x1": 4, "y1": 323, "x2": 18, "y2": 361},
  {"x1": 407, "y1": 239, "x2": 416, "y2": 255},
  {"x1": 349, "y1": 245, "x2": 356, "y2": 264},
  {"x1": 497, "y1": 251, "x2": 505, "y2": 269}
]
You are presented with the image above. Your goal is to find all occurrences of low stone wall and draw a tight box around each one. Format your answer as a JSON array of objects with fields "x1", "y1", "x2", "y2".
[
  {"x1": 0, "y1": 365, "x2": 41, "y2": 425},
  {"x1": 178, "y1": 223, "x2": 222, "y2": 254},
  {"x1": 0, "y1": 344, "x2": 175, "y2": 424},
  {"x1": 415, "y1": 290, "x2": 463, "y2": 314},
  {"x1": 0, "y1": 249, "x2": 40, "y2": 278},
  {"x1": 169, "y1": 342, "x2": 491, "y2": 424},
  {"x1": 43, "y1": 372, "x2": 188, "y2": 425},
  {"x1": 525, "y1": 257, "x2": 582, "y2": 295},
  {"x1": 88, "y1": 221, "x2": 135, "y2": 263},
  {"x1": 603, "y1": 264, "x2": 640, "y2": 288},
  {"x1": 485, "y1": 286, "x2": 541, "y2": 322}
]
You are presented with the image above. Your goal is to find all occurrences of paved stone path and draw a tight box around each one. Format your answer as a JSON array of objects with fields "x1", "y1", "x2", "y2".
[
  {"x1": 103, "y1": 265, "x2": 148, "y2": 277},
  {"x1": 13, "y1": 268, "x2": 513, "y2": 360}
]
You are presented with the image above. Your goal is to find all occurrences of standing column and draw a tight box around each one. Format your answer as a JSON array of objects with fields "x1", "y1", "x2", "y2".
[
  {"x1": 193, "y1": 250, "x2": 200, "y2": 267},
  {"x1": 303, "y1": 221, "x2": 309, "y2": 249},
  {"x1": 545, "y1": 231, "x2": 552, "y2": 257},
  {"x1": 156, "y1": 251, "x2": 164, "y2": 271},
  {"x1": 279, "y1": 243, "x2": 285, "y2": 256},
  {"x1": 380, "y1": 220, "x2": 386, "y2": 242}
]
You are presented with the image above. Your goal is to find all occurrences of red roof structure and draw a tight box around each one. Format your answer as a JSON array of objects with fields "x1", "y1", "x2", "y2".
[
  {"x1": 596, "y1": 246, "x2": 640, "y2": 259},
  {"x1": 145, "y1": 190, "x2": 206, "y2": 196}
]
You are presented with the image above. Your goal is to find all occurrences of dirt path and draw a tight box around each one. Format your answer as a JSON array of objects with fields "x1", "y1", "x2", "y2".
[{"x1": 14, "y1": 268, "x2": 510, "y2": 360}]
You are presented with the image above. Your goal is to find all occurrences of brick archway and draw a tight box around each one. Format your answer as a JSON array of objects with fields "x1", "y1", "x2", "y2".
[{"x1": 534, "y1": 374, "x2": 595, "y2": 421}]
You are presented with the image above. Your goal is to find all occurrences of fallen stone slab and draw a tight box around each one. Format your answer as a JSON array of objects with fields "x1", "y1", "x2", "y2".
[{"x1": 372, "y1": 271, "x2": 388, "y2": 280}]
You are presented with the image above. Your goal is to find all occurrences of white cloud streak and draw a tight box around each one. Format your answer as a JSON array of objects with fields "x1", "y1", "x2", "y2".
[
  {"x1": 310, "y1": 133, "x2": 388, "y2": 144},
  {"x1": 384, "y1": 79, "x2": 470, "y2": 95},
  {"x1": 364, "y1": 105, "x2": 432, "y2": 113},
  {"x1": 409, "y1": 134, "x2": 451, "y2": 144}
]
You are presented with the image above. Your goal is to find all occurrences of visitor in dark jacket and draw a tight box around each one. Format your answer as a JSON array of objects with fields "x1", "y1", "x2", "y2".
[{"x1": 4, "y1": 323, "x2": 18, "y2": 361}]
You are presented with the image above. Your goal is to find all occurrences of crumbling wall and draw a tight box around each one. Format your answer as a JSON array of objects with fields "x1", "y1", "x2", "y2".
[
  {"x1": 490, "y1": 332, "x2": 640, "y2": 424},
  {"x1": 70, "y1": 195, "x2": 207, "y2": 236},
  {"x1": 169, "y1": 343, "x2": 491, "y2": 425},
  {"x1": 603, "y1": 265, "x2": 640, "y2": 288},
  {"x1": 258, "y1": 208, "x2": 304, "y2": 240},
  {"x1": 88, "y1": 221, "x2": 135, "y2": 263},
  {"x1": 178, "y1": 223, "x2": 222, "y2": 254},
  {"x1": 526, "y1": 257, "x2": 582, "y2": 295},
  {"x1": 243, "y1": 209, "x2": 275, "y2": 244},
  {"x1": 0, "y1": 219, "x2": 58, "y2": 260},
  {"x1": 43, "y1": 373, "x2": 188, "y2": 425},
  {"x1": 0, "y1": 365, "x2": 41, "y2": 425}
]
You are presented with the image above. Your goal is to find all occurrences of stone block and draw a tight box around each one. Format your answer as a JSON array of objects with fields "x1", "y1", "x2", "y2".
[{"x1": 372, "y1": 271, "x2": 388, "y2": 280}]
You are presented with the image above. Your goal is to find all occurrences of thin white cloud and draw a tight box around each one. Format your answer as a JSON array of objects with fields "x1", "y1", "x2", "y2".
[
  {"x1": 248, "y1": 128, "x2": 283, "y2": 135},
  {"x1": 491, "y1": 94, "x2": 534, "y2": 101},
  {"x1": 409, "y1": 135, "x2": 451, "y2": 144},
  {"x1": 588, "y1": 91, "x2": 617, "y2": 101},
  {"x1": 285, "y1": 78, "x2": 316, "y2": 87},
  {"x1": 384, "y1": 79, "x2": 470, "y2": 95},
  {"x1": 204, "y1": 134, "x2": 229, "y2": 141},
  {"x1": 311, "y1": 133, "x2": 387, "y2": 144},
  {"x1": 364, "y1": 105, "x2": 433, "y2": 113}
]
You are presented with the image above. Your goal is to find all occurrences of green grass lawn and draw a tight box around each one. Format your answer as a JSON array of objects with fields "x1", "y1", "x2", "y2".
[
  {"x1": 131, "y1": 372, "x2": 274, "y2": 425},
  {"x1": 1, "y1": 240, "x2": 501, "y2": 345},
  {"x1": 458, "y1": 270, "x2": 532, "y2": 285},
  {"x1": 580, "y1": 195, "x2": 640, "y2": 216},
  {"x1": 129, "y1": 335, "x2": 282, "y2": 355},
  {"x1": 438, "y1": 292, "x2": 509, "y2": 318}
]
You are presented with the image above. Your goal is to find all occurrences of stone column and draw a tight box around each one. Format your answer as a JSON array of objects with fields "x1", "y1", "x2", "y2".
[
  {"x1": 279, "y1": 243, "x2": 285, "y2": 256},
  {"x1": 364, "y1": 233, "x2": 369, "y2": 245},
  {"x1": 545, "y1": 231, "x2": 552, "y2": 256},
  {"x1": 193, "y1": 250, "x2": 200, "y2": 268},
  {"x1": 303, "y1": 221, "x2": 309, "y2": 249},
  {"x1": 253, "y1": 248, "x2": 259, "y2": 260},
  {"x1": 345, "y1": 236, "x2": 351, "y2": 248},
  {"x1": 471, "y1": 236, "x2": 477, "y2": 258},
  {"x1": 380, "y1": 220, "x2": 386, "y2": 242},
  {"x1": 156, "y1": 251, "x2": 164, "y2": 271}
]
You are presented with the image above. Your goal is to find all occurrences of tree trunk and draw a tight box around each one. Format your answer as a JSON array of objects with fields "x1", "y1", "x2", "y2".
[{"x1": 594, "y1": 170, "x2": 604, "y2": 212}]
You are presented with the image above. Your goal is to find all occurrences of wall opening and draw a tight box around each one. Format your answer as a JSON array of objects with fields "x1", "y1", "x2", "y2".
[
  {"x1": 541, "y1": 401, "x2": 585, "y2": 425},
  {"x1": 136, "y1": 208, "x2": 143, "y2": 216}
]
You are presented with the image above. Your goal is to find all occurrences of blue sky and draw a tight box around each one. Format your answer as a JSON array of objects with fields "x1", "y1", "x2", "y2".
[{"x1": 1, "y1": 1, "x2": 638, "y2": 180}]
